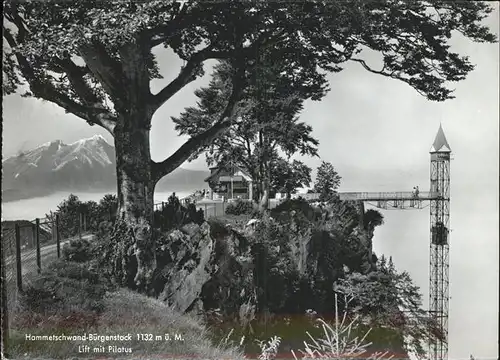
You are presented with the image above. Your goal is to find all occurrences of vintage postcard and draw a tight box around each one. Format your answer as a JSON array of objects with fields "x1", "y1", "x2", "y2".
[{"x1": 1, "y1": 1, "x2": 498, "y2": 359}]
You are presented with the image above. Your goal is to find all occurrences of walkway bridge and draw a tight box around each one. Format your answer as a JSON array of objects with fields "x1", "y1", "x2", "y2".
[
  {"x1": 338, "y1": 190, "x2": 446, "y2": 209},
  {"x1": 338, "y1": 190, "x2": 440, "y2": 201},
  {"x1": 301, "y1": 191, "x2": 444, "y2": 209}
]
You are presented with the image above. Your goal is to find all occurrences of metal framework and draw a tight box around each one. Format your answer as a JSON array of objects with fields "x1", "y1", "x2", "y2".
[
  {"x1": 428, "y1": 149, "x2": 450, "y2": 360},
  {"x1": 335, "y1": 126, "x2": 451, "y2": 360}
]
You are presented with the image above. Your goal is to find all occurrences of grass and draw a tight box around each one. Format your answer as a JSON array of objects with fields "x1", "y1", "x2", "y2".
[
  {"x1": 7, "y1": 290, "x2": 246, "y2": 359},
  {"x1": 4, "y1": 259, "x2": 245, "y2": 360}
]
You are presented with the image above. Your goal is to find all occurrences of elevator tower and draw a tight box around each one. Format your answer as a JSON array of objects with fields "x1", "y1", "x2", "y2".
[{"x1": 428, "y1": 124, "x2": 451, "y2": 360}]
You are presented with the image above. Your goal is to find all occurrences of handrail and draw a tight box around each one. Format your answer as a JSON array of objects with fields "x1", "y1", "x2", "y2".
[{"x1": 291, "y1": 191, "x2": 442, "y2": 201}]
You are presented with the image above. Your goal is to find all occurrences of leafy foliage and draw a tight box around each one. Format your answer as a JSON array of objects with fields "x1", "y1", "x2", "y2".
[
  {"x1": 313, "y1": 161, "x2": 342, "y2": 202},
  {"x1": 47, "y1": 193, "x2": 118, "y2": 238},
  {"x1": 271, "y1": 198, "x2": 322, "y2": 223},
  {"x1": 51, "y1": 194, "x2": 85, "y2": 238},
  {"x1": 153, "y1": 193, "x2": 204, "y2": 233},
  {"x1": 97, "y1": 194, "x2": 118, "y2": 223},
  {"x1": 364, "y1": 209, "x2": 385, "y2": 232},
  {"x1": 4, "y1": 2, "x2": 496, "y2": 106},
  {"x1": 335, "y1": 256, "x2": 440, "y2": 357},
  {"x1": 271, "y1": 159, "x2": 312, "y2": 199},
  {"x1": 62, "y1": 238, "x2": 93, "y2": 263},
  {"x1": 225, "y1": 199, "x2": 255, "y2": 216}
]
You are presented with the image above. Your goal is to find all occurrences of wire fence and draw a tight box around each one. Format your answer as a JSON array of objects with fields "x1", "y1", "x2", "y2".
[{"x1": 1, "y1": 212, "x2": 92, "y2": 330}]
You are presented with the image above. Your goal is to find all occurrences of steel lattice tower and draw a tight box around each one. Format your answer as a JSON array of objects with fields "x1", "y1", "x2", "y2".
[{"x1": 428, "y1": 125, "x2": 451, "y2": 360}]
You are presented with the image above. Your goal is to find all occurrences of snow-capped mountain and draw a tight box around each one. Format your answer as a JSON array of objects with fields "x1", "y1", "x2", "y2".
[
  {"x1": 2, "y1": 135, "x2": 209, "y2": 202},
  {"x1": 2, "y1": 135, "x2": 116, "y2": 194}
]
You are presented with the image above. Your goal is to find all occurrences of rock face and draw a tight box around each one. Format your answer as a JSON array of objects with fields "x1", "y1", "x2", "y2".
[
  {"x1": 154, "y1": 199, "x2": 377, "y2": 318},
  {"x1": 157, "y1": 223, "x2": 215, "y2": 313},
  {"x1": 156, "y1": 221, "x2": 255, "y2": 315}
]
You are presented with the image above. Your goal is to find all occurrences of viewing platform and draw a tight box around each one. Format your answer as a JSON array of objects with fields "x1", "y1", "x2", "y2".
[
  {"x1": 295, "y1": 191, "x2": 446, "y2": 210},
  {"x1": 338, "y1": 191, "x2": 443, "y2": 201}
]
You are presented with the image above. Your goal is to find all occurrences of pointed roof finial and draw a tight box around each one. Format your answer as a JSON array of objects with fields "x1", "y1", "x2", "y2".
[{"x1": 430, "y1": 124, "x2": 451, "y2": 153}]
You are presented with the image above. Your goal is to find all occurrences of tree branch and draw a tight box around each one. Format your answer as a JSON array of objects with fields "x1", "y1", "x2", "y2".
[
  {"x1": 145, "y1": 2, "x2": 191, "y2": 48},
  {"x1": 350, "y1": 57, "x2": 428, "y2": 97},
  {"x1": 152, "y1": 27, "x2": 287, "y2": 113},
  {"x1": 151, "y1": 67, "x2": 246, "y2": 181},
  {"x1": 78, "y1": 40, "x2": 125, "y2": 108},
  {"x1": 3, "y1": 26, "x2": 116, "y2": 135},
  {"x1": 151, "y1": 47, "x2": 234, "y2": 111}
]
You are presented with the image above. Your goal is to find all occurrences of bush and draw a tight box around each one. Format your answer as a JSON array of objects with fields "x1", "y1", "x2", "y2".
[
  {"x1": 271, "y1": 198, "x2": 319, "y2": 220},
  {"x1": 97, "y1": 220, "x2": 114, "y2": 238},
  {"x1": 46, "y1": 194, "x2": 118, "y2": 239},
  {"x1": 154, "y1": 194, "x2": 204, "y2": 232},
  {"x1": 62, "y1": 238, "x2": 92, "y2": 262},
  {"x1": 225, "y1": 199, "x2": 255, "y2": 215}
]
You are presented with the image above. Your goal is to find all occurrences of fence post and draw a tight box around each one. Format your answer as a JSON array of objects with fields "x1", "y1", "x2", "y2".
[
  {"x1": 1, "y1": 226, "x2": 10, "y2": 357},
  {"x1": 204, "y1": 203, "x2": 207, "y2": 219},
  {"x1": 56, "y1": 214, "x2": 61, "y2": 258},
  {"x1": 79, "y1": 212, "x2": 82, "y2": 239},
  {"x1": 31, "y1": 223, "x2": 36, "y2": 249},
  {"x1": 35, "y1": 218, "x2": 41, "y2": 274},
  {"x1": 15, "y1": 224, "x2": 22, "y2": 291}
]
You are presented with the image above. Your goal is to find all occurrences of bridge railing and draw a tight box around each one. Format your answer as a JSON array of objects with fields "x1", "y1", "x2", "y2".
[{"x1": 338, "y1": 191, "x2": 440, "y2": 201}]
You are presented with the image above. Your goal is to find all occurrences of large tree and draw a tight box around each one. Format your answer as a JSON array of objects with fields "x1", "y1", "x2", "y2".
[
  {"x1": 173, "y1": 60, "x2": 319, "y2": 209},
  {"x1": 3, "y1": 1, "x2": 496, "y2": 290}
]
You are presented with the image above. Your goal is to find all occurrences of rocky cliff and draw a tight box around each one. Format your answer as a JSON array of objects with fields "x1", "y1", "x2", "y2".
[{"x1": 152, "y1": 198, "x2": 377, "y2": 317}]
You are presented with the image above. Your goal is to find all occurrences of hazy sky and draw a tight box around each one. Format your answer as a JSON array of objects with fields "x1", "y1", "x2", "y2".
[{"x1": 2, "y1": 5, "x2": 499, "y2": 359}]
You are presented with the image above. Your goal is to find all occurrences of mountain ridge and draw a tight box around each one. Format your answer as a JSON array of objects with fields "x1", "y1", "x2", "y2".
[{"x1": 2, "y1": 136, "x2": 209, "y2": 202}]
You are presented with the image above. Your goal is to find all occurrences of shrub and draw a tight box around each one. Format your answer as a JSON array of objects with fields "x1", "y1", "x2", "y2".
[
  {"x1": 154, "y1": 194, "x2": 204, "y2": 232},
  {"x1": 291, "y1": 294, "x2": 392, "y2": 360},
  {"x1": 62, "y1": 238, "x2": 92, "y2": 262},
  {"x1": 225, "y1": 199, "x2": 255, "y2": 215},
  {"x1": 271, "y1": 198, "x2": 320, "y2": 222},
  {"x1": 97, "y1": 220, "x2": 114, "y2": 238},
  {"x1": 46, "y1": 194, "x2": 118, "y2": 239}
]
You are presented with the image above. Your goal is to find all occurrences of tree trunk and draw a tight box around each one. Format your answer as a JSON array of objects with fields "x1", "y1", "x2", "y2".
[
  {"x1": 257, "y1": 130, "x2": 270, "y2": 212},
  {"x1": 110, "y1": 119, "x2": 156, "y2": 292},
  {"x1": 259, "y1": 185, "x2": 269, "y2": 211},
  {"x1": 258, "y1": 163, "x2": 271, "y2": 212}
]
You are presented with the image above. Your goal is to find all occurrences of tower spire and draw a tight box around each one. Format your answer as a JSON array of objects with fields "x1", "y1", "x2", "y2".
[{"x1": 430, "y1": 124, "x2": 451, "y2": 153}]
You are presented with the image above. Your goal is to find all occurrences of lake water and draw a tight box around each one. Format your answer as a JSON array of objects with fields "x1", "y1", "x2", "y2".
[{"x1": 1, "y1": 190, "x2": 192, "y2": 221}]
